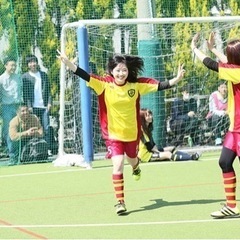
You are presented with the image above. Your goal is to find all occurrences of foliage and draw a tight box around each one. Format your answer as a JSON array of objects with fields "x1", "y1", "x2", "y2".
[
  {"x1": 0, "y1": 0, "x2": 18, "y2": 62},
  {"x1": 1, "y1": 0, "x2": 240, "y2": 115}
]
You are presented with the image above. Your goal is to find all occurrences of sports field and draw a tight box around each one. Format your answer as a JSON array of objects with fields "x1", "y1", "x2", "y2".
[{"x1": 0, "y1": 150, "x2": 240, "y2": 239}]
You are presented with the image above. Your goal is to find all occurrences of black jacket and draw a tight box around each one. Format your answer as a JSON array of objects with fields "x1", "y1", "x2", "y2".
[{"x1": 22, "y1": 71, "x2": 52, "y2": 108}]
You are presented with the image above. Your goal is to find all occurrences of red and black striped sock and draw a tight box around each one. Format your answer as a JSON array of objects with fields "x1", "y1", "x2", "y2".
[
  {"x1": 223, "y1": 171, "x2": 236, "y2": 208},
  {"x1": 112, "y1": 174, "x2": 124, "y2": 203}
]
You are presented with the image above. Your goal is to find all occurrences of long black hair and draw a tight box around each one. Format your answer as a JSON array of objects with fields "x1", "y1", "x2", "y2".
[
  {"x1": 107, "y1": 54, "x2": 144, "y2": 83},
  {"x1": 140, "y1": 108, "x2": 153, "y2": 138}
]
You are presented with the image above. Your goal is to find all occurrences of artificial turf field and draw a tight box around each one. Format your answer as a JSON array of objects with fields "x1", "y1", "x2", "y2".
[{"x1": 0, "y1": 150, "x2": 240, "y2": 239}]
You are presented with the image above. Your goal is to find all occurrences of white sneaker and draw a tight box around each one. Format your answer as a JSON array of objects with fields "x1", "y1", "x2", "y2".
[
  {"x1": 211, "y1": 204, "x2": 240, "y2": 219},
  {"x1": 215, "y1": 138, "x2": 222, "y2": 146},
  {"x1": 48, "y1": 150, "x2": 53, "y2": 156},
  {"x1": 115, "y1": 201, "x2": 127, "y2": 215}
]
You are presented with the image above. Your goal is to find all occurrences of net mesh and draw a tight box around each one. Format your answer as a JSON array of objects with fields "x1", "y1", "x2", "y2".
[{"x1": 61, "y1": 20, "x2": 240, "y2": 154}]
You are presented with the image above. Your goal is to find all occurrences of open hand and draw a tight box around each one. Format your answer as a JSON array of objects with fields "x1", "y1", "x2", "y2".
[
  {"x1": 206, "y1": 32, "x2": 215, "y2": 50},
  {"x1": 57, "y1": 49, "x2": 68, "y2": 63},
  {"x1": 56, "y1": 49, "x2": 77, "y2": 72},
  {"x1": 191, "y1": 33, "x2": 200, "y2": 50},
  {"x1": 176, "y1": 63, "x2": 186, "y2": 80}
]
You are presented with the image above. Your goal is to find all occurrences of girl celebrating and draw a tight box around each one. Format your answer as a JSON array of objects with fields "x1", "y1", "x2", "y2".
[{"x1": 57, "y1": 50, "x2": 185, "y2": 215}]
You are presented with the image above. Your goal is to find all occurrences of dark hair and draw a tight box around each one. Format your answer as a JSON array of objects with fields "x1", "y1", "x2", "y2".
[
  {"x1": 226, "y1": 39, "x2": 240, "y2": 65},
  {"x1": 140, "y1": 108, "x2": 153, "y2": 138},
  {"x1": 17, "y1": 104, "x2": 28, "y2": 113},
  {"x1": 180, "y1": 85, "x2": 191, "y2": 93},
  {"x1": 107, "y1": 54, "x2": 144, "y2": 83},
  {"x1": 3, "y1": 57, "x2": 16, "y2": 65},
  {"x1": 216, "y1": 80, "x2": 227, "y2": 87},
  {"x1": 26, "y1": 54, "x2": 38, "y2": 65}
]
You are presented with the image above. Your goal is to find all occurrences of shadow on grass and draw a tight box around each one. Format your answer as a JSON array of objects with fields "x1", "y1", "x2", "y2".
[{"x1": 123, "y1": 198, "x2": 224, "y2": 215}]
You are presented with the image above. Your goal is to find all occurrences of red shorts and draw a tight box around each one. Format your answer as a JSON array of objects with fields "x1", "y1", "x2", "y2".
[
  {"x1": 223, "y1": 131, "x2": 240, "y2": 156},
  {"x1": 105, "y1": 139, "x2": 139, "y2": 159}
]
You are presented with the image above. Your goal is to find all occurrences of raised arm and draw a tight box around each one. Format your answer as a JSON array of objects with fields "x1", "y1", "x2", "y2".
[
  {"x1": 57, "y1": 50, "x2": 77, "y2": 72},
  {"x1": 207, "y1": 32, "x2": 228, "y2": 63},
  {"x1": 168, "y1": 64, "x2": 186, "y2": 86},
  {"x1": 57, "y1": 50, "x2": 90, "y2": 81},
  {"x1": 156, "y1": 63, "x2": 185, "y2": 91},
  {"x1": 191, "y1": 33, "x2": 209, "y2": 62},
  {"x1": 191, "y1": 33, "x2": 219, "y2": 72}
]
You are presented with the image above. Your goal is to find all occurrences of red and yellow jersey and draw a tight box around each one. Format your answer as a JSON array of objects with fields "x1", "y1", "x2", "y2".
[
  {"x1": 87, "y1": 74, "x2": 159, "y2": 141},
  {"x1": 219, "y1": 63, "x2": 240, "y2": 132}
]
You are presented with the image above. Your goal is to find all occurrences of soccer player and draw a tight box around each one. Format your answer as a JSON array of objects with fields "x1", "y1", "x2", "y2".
[
  {"x1": 57, "y1": 50, "x2": 185, "y2": 215},
  {"x1": 138, "y1": 108, "x2": 200, "y2": 162},
  {"x1": 191, "y1": 32, "x2": 240, "y2": 219}
]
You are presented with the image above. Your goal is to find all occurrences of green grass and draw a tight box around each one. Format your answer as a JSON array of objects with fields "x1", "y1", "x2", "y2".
[{"x1": 0, "y1": 150, "x2": 240, "y2": 239}]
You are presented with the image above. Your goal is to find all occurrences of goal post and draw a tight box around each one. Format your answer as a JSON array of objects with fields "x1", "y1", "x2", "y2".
[
  {"x1": 76, "y1": 26, "x2": 93, "y2": 163},
  {"x1": 58, "y1": 24, "x2": 93, "y2": 166},
  {"x1": 58, "y1": 16, "x2": 240, "y2": 162}
]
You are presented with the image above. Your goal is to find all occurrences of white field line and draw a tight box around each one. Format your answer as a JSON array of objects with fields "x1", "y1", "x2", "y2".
[
  {"x1": 0, "y1": 156, "x2": 217, "y2": 178},
  {"x1": 0, "y1": 168, "x2": 86, "y2": 178},
  {"x1": 0, "y1": 218, "x2": 239, "y2": 228}
]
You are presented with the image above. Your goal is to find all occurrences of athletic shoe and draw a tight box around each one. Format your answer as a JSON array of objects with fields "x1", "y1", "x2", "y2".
[
  {"x1": 191, "y1": 152, "x2": 201, "y2": 160},
  {"x1": 215, "y1": 138, "x2": 222, "y2": 146},
  {"x1": 132, "y1": 166, "x2": 141, "y2": 181},
  {"x1": 115, "y1": 201, "x2": 127, "y2": 215},
  {"x1": 211, "y1": 204, "x2": 240, "y2": 219},
  {"x1": 48, "y1": 150, "x2": 53, "y2": 156}
]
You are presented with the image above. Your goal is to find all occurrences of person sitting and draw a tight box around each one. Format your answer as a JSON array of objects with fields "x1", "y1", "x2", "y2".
[
  {"x1": 138, "y1": 108, "x2": 200, "y2": 163},
  {"x1": 170, "y1": 85, "x2": 200, "y2": 146},
  {"x1": 206, "y1": 80, "x2": 229, "y2": 145},
  {"x1": 8, "y1": 104, "x2": 44, "y2": 165}
]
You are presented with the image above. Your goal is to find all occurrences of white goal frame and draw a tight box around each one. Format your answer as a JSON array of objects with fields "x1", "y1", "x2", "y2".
[{"x1": 59, "y1": 16, "x2": 240, "y2": 162}]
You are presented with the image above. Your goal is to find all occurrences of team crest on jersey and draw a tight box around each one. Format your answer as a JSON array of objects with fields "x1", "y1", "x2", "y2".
[{"x1": 128, "y1": 89, "x2": 135, "y2": 97}]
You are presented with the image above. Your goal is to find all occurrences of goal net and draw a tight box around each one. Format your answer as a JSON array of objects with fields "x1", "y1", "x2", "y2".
[{"x1": 59, "y1": 16, "x2": 240, "y2": 160}]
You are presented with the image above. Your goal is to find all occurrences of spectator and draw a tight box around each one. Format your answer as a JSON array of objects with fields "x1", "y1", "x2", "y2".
[
  {"x1": 0, "y1": 57, "x2": 22, "y2": 156},
  {"x1": 138, "y1": 108, "x2": 200, "y2": 162},
  {"x1": 170, "y1": 85, "x2": 200, "y2": 145},
  {"x1": 22, "y1": 54, "x2": 52, "y2": 155},
  {"x1": 206, "y1": 80, "x2": 229, "y2": 145},
  {"x1": 8, "y1": 105, "x2": 43, "y2": 165}
]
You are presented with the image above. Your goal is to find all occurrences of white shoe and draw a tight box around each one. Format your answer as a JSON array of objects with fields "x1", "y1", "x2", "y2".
[
  {"x1": 211, "y1": 204, "x2": 240, "y2": 219},
  {"x1": 115, "y1": 201, "x2": 127, "y2": 215},
  {"x1": 48, "y1": 150, "x2": 53, "y2": 156},
  {"x1": 215, "y1": 138, "x2": 222, "y2": 146}
]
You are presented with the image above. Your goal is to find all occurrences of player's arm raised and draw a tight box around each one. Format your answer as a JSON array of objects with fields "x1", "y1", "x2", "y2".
[
  {"x1": 169, "y1": 64, "x2": 185, "y2": 86},
  {"x1": 207, "y1": 32, "x2": 228, "y2": 63},
  {"x1": 57, "y1": 50, "x2": 90, "y2": 82}
]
